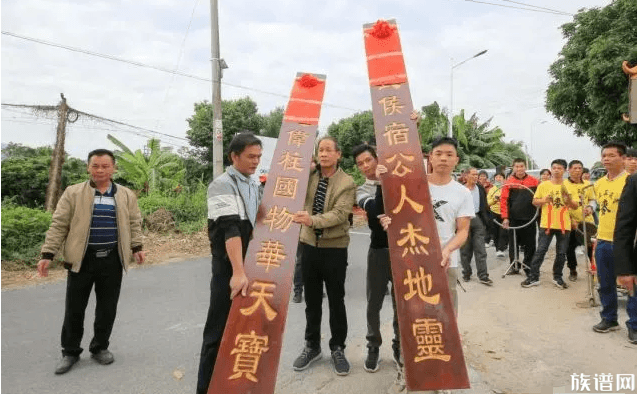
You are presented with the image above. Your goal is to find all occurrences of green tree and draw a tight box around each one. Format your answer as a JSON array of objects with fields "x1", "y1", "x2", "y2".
[
  {"x1": 452, "y1": 110, "x2": 520, "y2": 169},
  {"x1": 107, "y1": 135, "x2": 185, "y2": 193},
  {"x1": 1, "y1": 144, "x2": 88, "y2": 208},
  {"x1": 261, "y1": 107, "x2": 285, "y2": 138},
  {"x1": 416, "y1": 101, "x2": 450, "y2": 152},
  {"x1": 326, "y1": 111, "x2": 375, "y2": 171},
  {"x1": 186, "y1": 97, "x2": 265, "y2": 170},
  {"x1": 546, "y1": 0, "x2": 637, "y2": 146},
  {"x1": 1, "y1": 142, "x2": 54, "y2": 160}
]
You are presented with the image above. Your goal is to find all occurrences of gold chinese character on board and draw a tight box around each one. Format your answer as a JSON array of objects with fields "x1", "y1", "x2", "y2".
[
  {"x1": 397, "y1": 222, "x2": 430, "y2": 257},
  {"x1": 228, "y1": 330, "x2": 270, "y2": 382},
  {"x1": 288, "y1": 130, "x2": 309, "y2": 147},
  {"x1": 383, "y1": 122, "x2": 409, "y2": 146},
  {"x1": 377, "y1": 84, "x2": 402, "y2": 90},
  {"x1": 386, "y1": 153, "x2": 414, "y2": 177},
  {"x1": 273, "y1": 177, "x2": 298, "y2": 199},
  {"x1": 392, "y1": 184, "x2": 424, "y2": 214},
  {"x1": 263, "y1": 206, "x2": 294, "y2": 232},
  {"x1": 240, "y1": 281, "x2": 278, "y2": 321},
  {"x1": 256, "y1": 240, "x2": 286, "y2": 272},
  {"x1": 378, "y1": 95, "x2": 404, "y2": 116},
  {"x1": 278, "y1": 151, "x2": 304, "y2": 172},
  {"x1": 403, "y1": 266, "x2": 440, "y2": 304},
  {"x1": 412, "y1": 318, "x2": 451, "y2": 362}
]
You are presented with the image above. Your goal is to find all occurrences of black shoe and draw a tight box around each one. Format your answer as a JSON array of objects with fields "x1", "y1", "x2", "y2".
[
  {"x1": 331, "y1": 347, "x2": 350, "y2": 376},
  {"x1": 293, "y1": 346, "x2": 321, "y2": 371},
  {"x1": 552, "y1": 278, "x2": 568, "y2": 289},
  {"x1": 292, "y1": 292, "x2": 302, "y2": 303},
  {"x1": 592, "y1": 320, "x2": 620, "y2": 333},
  {"x1": 462, "y1": 275, "x2": 471, "y2": 282},
  {"x1": 364, "y1": 346, "x2": 380, "y2": 373},
  {"x1": 569, "y1": 270, "x2": 577, "y2": 282},
  {"x1": 628, "y1": 326, "x2": 637, "y2": 344},
  {"x1": 91, "y1": 349, "x2": 114, "y2": 365},
  {"x1": 521, "y1": 278, "x2": 540, "y2": 288},
  {"x1": 55, "y1": 355, "x2": 79, "y2": 374},
  {"x1": 479, "y1": 277, "x2": 493, "y2": 286},
  {"x1": 392, "y1": 344, "x2": 402, "y2": 369}
]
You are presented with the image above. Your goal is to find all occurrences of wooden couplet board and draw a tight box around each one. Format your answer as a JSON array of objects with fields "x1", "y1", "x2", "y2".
[
  {"x1": 624, "y1": 61, "x2": 637, "y2": 124},
  {"x1": 363, "y1": 19, "x2": 470, "y2": 391},
  {"x1": 207, "y1": 72, "x2": 326, "y2": 394}
]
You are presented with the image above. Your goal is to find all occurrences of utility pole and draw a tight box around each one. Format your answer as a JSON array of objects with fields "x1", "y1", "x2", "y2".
[
  {"x1": 45, "y1": 93, "x2": 68, "y2": 212},
  {"x1": 210, "y1": 0, "x2": 224, "y2": 179}
]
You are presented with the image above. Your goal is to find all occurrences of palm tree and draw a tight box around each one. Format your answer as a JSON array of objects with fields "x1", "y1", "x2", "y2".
[
  {"x1": 451, "y1": 110, "x2": 526, "y2": 170},
  {"x1": 107, "y1": 135, "x2": 185, "y2": 193}
]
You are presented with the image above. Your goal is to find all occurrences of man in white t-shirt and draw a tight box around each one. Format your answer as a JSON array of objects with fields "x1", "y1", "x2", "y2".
[{"x1": 379, "y1": 136, "x2": 473, "y2": 311}]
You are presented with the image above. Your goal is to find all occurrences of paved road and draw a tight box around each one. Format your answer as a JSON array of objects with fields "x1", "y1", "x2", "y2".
[{"x1": 2, "y1": 229, "x2": 493, "y2": 394}]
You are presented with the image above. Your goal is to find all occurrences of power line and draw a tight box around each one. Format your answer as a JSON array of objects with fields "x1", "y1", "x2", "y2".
[
  {"x1": 1, "y1": 30, "x2": 361, "y2": 112},
  {"x1": 2, "y1": 103, "x2": 189, "y2": 142},
  {"x1": 462, "y1": 0, "x2": 574, "y2": 15},
  {"x1": 497, "y1": 0, "x2": 573, "y2": 15},
  {"x1": 2, "y1": 117, "x2": 188, "y2": 150},
  {"x1": 156, "y1": 0, "x2": 201, "y2": 132}
]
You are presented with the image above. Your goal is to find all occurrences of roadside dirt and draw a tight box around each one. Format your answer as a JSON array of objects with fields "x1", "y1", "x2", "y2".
[
  {"x1": 1, "y1": 230, "x2": 210, "y2": 290},
  {"x1": 458, "y1": 248, "x2": 637, "y2": 394}
]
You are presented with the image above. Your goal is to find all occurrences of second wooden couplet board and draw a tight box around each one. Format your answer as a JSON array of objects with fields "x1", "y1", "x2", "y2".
[
  {"x1": 363, "y1": 19, "x2": 470, "y2": 391},
  {"x1": 207, "y1": 72, "x2": 326, "y2": 394}
]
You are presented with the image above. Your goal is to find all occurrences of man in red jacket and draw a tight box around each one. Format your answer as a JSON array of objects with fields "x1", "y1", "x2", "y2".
[{"x1": 500, "y1": 158, "x2": 539, "y2": 275}]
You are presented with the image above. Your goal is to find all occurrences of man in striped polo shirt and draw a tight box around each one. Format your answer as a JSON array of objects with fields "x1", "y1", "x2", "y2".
[
  {"x1": 291, "y1": 136, "x2": 356, "y2": 376},
  {"x1": 38, "y1": 149, "x2": 144, "y2": 375}
]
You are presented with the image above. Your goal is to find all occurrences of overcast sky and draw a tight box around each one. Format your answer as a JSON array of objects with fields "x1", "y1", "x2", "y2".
[{"x1": 1, "y1": 0, "x2": 612, "y2": 169}]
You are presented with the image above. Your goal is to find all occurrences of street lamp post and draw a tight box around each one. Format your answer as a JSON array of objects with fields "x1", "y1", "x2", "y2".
[
  {"x1": 529, "y1": 119, "x2": 547, "y2": 169},
  {"x1": 449, "y1": 49, "x2": 488, "y2": 138}
]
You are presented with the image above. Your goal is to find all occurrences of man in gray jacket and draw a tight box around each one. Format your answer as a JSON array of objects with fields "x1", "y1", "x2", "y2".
[
  {"x1": 38, "y1": 149, "x2": 145, "y2": 375},
  {"x1": 196, "y1": 133, "x2": 263, "y2": 394}
]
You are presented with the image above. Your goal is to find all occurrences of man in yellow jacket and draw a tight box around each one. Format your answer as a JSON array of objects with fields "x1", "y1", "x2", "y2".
[
  {"x1": 38, "y1": 149, "x2": 144, "y2": 375},
  {"x1": 487, "y1": 173, "x2": 508, "y2": 258}
]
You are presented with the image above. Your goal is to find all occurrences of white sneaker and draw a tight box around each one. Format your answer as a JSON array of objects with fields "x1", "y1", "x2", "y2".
[
  {"x1": 496, "y1": 251, "x2": 505, "y2": 257},
  {"x1": 394, "y1": 367, "x2": 406, "y2": 392}
]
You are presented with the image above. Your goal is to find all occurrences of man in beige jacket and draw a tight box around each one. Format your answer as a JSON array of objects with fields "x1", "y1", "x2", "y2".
[
  {"x1": 291, "y1": 136, "x2": 356, "y2": 376},
  {"x1": 37, "y1": 149, "x2": 144, "y2": 375}
]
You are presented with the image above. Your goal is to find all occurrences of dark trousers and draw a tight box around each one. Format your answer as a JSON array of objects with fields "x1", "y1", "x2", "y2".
[
  {"x1": 366, "y1": 248, "x2": 399, "y2": 351},
  {"x1": 528, "y1": 229, "x2": 570, "y2": 281},
  {"x1": 460, "y1": 217, "x2": 490, "y2": 280},
  {"x1": 61, "y1": 250, "x2": 123, "y2": 357},
  {"x1": 508, "y1": 219, "x2": 536, "y2": 272},
  {"x1": 293, "y1": 242, "x2": 303, "y2": 295},
  {"x1": 484, "y1": 213, "x2": 493, "y2": 244},
  {"x1": 566, "y1": 229, "x2": 593, "y2": 271},
  {"x1": 492, "y1": 213, "x2": 509, "y2": 252},
  {"x1": 196, "y1": 271, "x2": 231, "y2": 394},
  {"x1": 301, "y1": 242, "x2": 348, "y2": 351}
]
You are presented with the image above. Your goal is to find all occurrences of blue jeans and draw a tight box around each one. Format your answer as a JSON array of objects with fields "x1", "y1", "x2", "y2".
[
  {"x1": 528, "y1": 229, "x2": 569, "y2": 281},
  {"x1": 595, "y1": 241, "x2": 637, "y2": 329}
]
